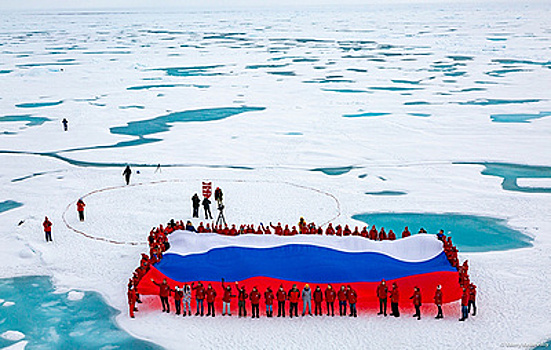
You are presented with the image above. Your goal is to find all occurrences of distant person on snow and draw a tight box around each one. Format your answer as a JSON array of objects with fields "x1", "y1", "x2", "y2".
[
  {"x1": 434, "y1": 285, "x2": 443, "y2": 319},
  {"x1": 122, "y1": 165, "x2": 132, "y2": 185},
  {"x1": 43, "y1": 216, "x2": 53, "y2": 242},
  {"x1": 192, "y1": 282, "x2": 206, "y2": 316},
  {"x1": 214, "y1": 187, "x2": 223, "y2": 206},
  {"x1": 182, "y1": 284, "x2": 192, "y2": 316},
  {"x1": 150, "y1": 278, "x2": 171, "y2": 313},
  {"x1": 172, "y1": 285, "x2": 183, "y2": 315},
  {"x1": 76, "y1": 199, "x2": 86, "y2": 222},
  {"x1": 249, "y1": 287, "x2": 261, "y2": 318},
  {"x1": 205, "y1": 284, "x2": 217, "y2": 317},
  {"x1": 313, "y1": 286, "x2": 323, "y2": 316},
  {"x1": 459, "y1": 287, "x2": 469, "y2": 321},
  {"x1": 235, "y1": 282, "x2": 248, "y2": 317},
  {"x1": 62, "y1": 118, "x2": 68, "y2": 131},
  {"x1": 191, "y1": 193, "x2": 201, "y2": 218},
  {"x1": 202, "y1": 196, "x2": 212, "y2": 220},
  {"x1": 347, "y1": 285, "x2": 358, "y2": 317},
  {"x1": 288, "y1": 284, "x2": 300, "y2": 318},
  {"x1": 264, "y1": 286, "x2": 275, "y2": 317},
  {"x1": 221, "y1": 278, "x2": 235, "y2": 316},
  {"x1": 338, "y1": 285, "x2": 348, "y2": 316},
  {"x1": 468, "y1": 283, "x2": 477, "y2": 316}
]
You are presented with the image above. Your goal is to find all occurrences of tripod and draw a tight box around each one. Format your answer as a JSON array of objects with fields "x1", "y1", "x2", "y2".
[{"x1": 215, "y1": 204, "x2": 226, "y2": 227}]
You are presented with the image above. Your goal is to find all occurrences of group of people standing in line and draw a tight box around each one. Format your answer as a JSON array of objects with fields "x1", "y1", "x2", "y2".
[{"x1": 128, "y1": 219, "x2": 478, "y2": 322}]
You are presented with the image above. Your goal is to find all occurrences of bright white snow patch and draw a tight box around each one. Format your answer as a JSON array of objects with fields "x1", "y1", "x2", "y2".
[
  {"x1": 1, "y1": 331, "x2": 25, "y2": 341},
  {"x1": 3, "y1": 301, "x2": 15, "y2": 307},
  {"x1": 67, "y1": 291, "x2": 85, "y2": 301},
  {"x1": 517, "y1": 178, "x2": 551, "y2": 189},
  {"x1": 1, "y1": 341, "x2": 28, "y2": 350}
]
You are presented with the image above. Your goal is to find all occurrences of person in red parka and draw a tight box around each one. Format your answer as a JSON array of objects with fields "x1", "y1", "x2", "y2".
[
  {"x1": 235, "y1": 282, "x2": 248, "y2": 317},
  {"x1": 128, "y1": 285, "x2": 137, "y2": 318},
  {"x1": 288, "y1": 284, "x2": 300, "y2": 318},
  {"x1": 43, "y1": 216, "x2": 53, "y2": 242},
  {"x1": 221, "y1": 278, "x2": 235, "y2": 316},
  {"x1": 377, "y1": 280, "x2": 388, "y2": 316},
  {"x1": 402, "y1": 226, "x2": 411, "y2": 238},
  {"x1": 249, "y1": 287, "x2": 261, "y2": 318},
  {"x1": 151, "y1": 278, "x2": 171, "y2": 313},
  {"x1": 459, "y1": 287, "x2": 469, "y2": 321},
  {"x1": 264, "y1": 287, "x2": 274, "y2": 317},
  {"x1": 434, "y1": 285, "x2": 443, "y2": 319},
  {"x1": 276, "y1": 285, "x2": 287, "y2": 317},
  {"x1": 369, "y1": 225, "x2": 378, "y2": 240},
  {"x1": 468, "y1": 283, "x2": 477, "y2": 316},
  {"x1": 325, "y1": 284, "x2": 336, "y2": 316},
  {"x1": 379, "y1": 228, "x2": 387, "y2": 240},
  {"x1": 325, "y1": 223, "x2": 335, "y2": 235},
  {"x1": 410, "y1": 286, "x2": 422, "y2": 320},
  {"x1": 192, "y1": 281, "x2": 206, "y2": 316},
  {"x1": 389, "y1": 282, "x2": 400, "y2": 317},
  {"x1": 76, "y1": 199, "x2": 86, "y2": 222},
  {"x1": 205, "y1": 284, "x2": 217, "y2": 317},
  {"x1": 388, "y1": 230, "x2": 396, "y2": 240},
  {"x1": 347, "y1": 285, "x2": 358, "y2": 317},
  {"x1": 313, "y1": 286, "x2": 323, "y2": 316},
  {"x1": 338, "y1": 285, "x2": 348, "y2": 316},
  {"x1": 172, "y1": 285, "x2": 183, "y2": 315}
]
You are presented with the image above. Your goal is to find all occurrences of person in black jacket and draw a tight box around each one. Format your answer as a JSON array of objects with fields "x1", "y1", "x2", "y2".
[
  {"x1": 202, "y1": 197, "x2": 212, "y2": 219},
  {"x1": 191, "y1": 193, "x2": 200, "y2": 218},
  {"x1": 122, "y1": 166, "x2": 132, "y2": 185}
]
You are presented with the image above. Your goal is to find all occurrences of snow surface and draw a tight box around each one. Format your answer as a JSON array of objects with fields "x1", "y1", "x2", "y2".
[
  {"x1": 0, "y1": 331, "x2": 25, "y2": 342},
  {"x1": 1, "y1": 341, "x2": 28, "y2": 350},
  {"x1": 0, "y1": 2, "x2": 550, "y2": 350},
  {"x1": 67, "y1": 290, "x2": 85, "y2": 301},
  {"x1": 2, "y1": 302, "x2": 15, "y2": 307}
]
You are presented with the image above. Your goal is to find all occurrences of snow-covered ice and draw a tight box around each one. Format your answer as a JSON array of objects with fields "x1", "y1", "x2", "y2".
[
  {"x1": 67, "y1": 291, "x2": 84, "y2": 301},
  {"x1": 0, "y1": 331, "x2": 25, "y2": 342},
  {"x1": 0, "y1": 2, "x2": 550, "y2": 349}
]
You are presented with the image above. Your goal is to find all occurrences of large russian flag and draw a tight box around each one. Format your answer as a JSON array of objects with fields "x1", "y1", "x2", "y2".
[{"x1": 139, "y1": 231, "x2": 461, "y2": 312}]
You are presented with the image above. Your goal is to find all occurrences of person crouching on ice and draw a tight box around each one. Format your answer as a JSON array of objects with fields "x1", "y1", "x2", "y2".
[
  {"x1": 182, "y1": 284, "x2": 192, "y2": 316},
  {"x1": 276, "y1": 285, "x2": 286, "y2": 317},
  {"x1": 192, "y1": 282, "x2": 206, "y2": 316},
  {"x1": 264, "y1": 286, "x2": 274, "y2": 317},
  {"x1": 338, "y1": 285, "x2": 348, "y2": 316},
  {"x1": 249, "y1": 287, "x2": 261, "y2": 318},
  {"x1": 235, "y1": 282, "x2": 248, "y2": 317},
  {"x1": 150, "y1": 278, "x2": 171, "y2": 313},
  {"x1": 221, "y1": 278, "x2": 235, "y2": 316},
  {"x1": 205, "y1": 284, "x2": 217, "y2": 317}
]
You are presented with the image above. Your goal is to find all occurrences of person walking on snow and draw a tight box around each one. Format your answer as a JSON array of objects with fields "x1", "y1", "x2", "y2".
[
  {"x1": 264, "y1": 286, "x2": 275, "y2": 317},
  {"x1": 276, "y1": 285, "x2": 286, "y2": 317},
  {"x1": 62, "y1": 118, "x2": 68, "y2": 131},
  {"x1": 43, "y1": 216, "x2": 53, "y2": 242},
  {"x1": 377, "y1": 280, "x2": 388, "y2": 316},
  {"x1": 122, "y1": 165, "x2": 132, "y2": 185},
  {"x1": 150, "y1": 278, "x2": 171, "y2": 313},
  {"x1": 76, "y1": 199, "x2": 86, "y2": 222},
  {"x1": 434, "y1": 285, "x2": 443, "y2": 319},
  {"x1": 191, "y1": 193, "x2": 200, "y2": 218},
  {"x1": 202, "y1": 196, "x2": 212, "y2": 219},
  {"x1": 302, "y1": 284, "x2": 312, "y2": 316},
  {"x1": 389, "y1": 282, "x2": 400, "y2": 317},
  {"x1": 410, "y1": 286, "x2": 422, "y2": 320}
]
